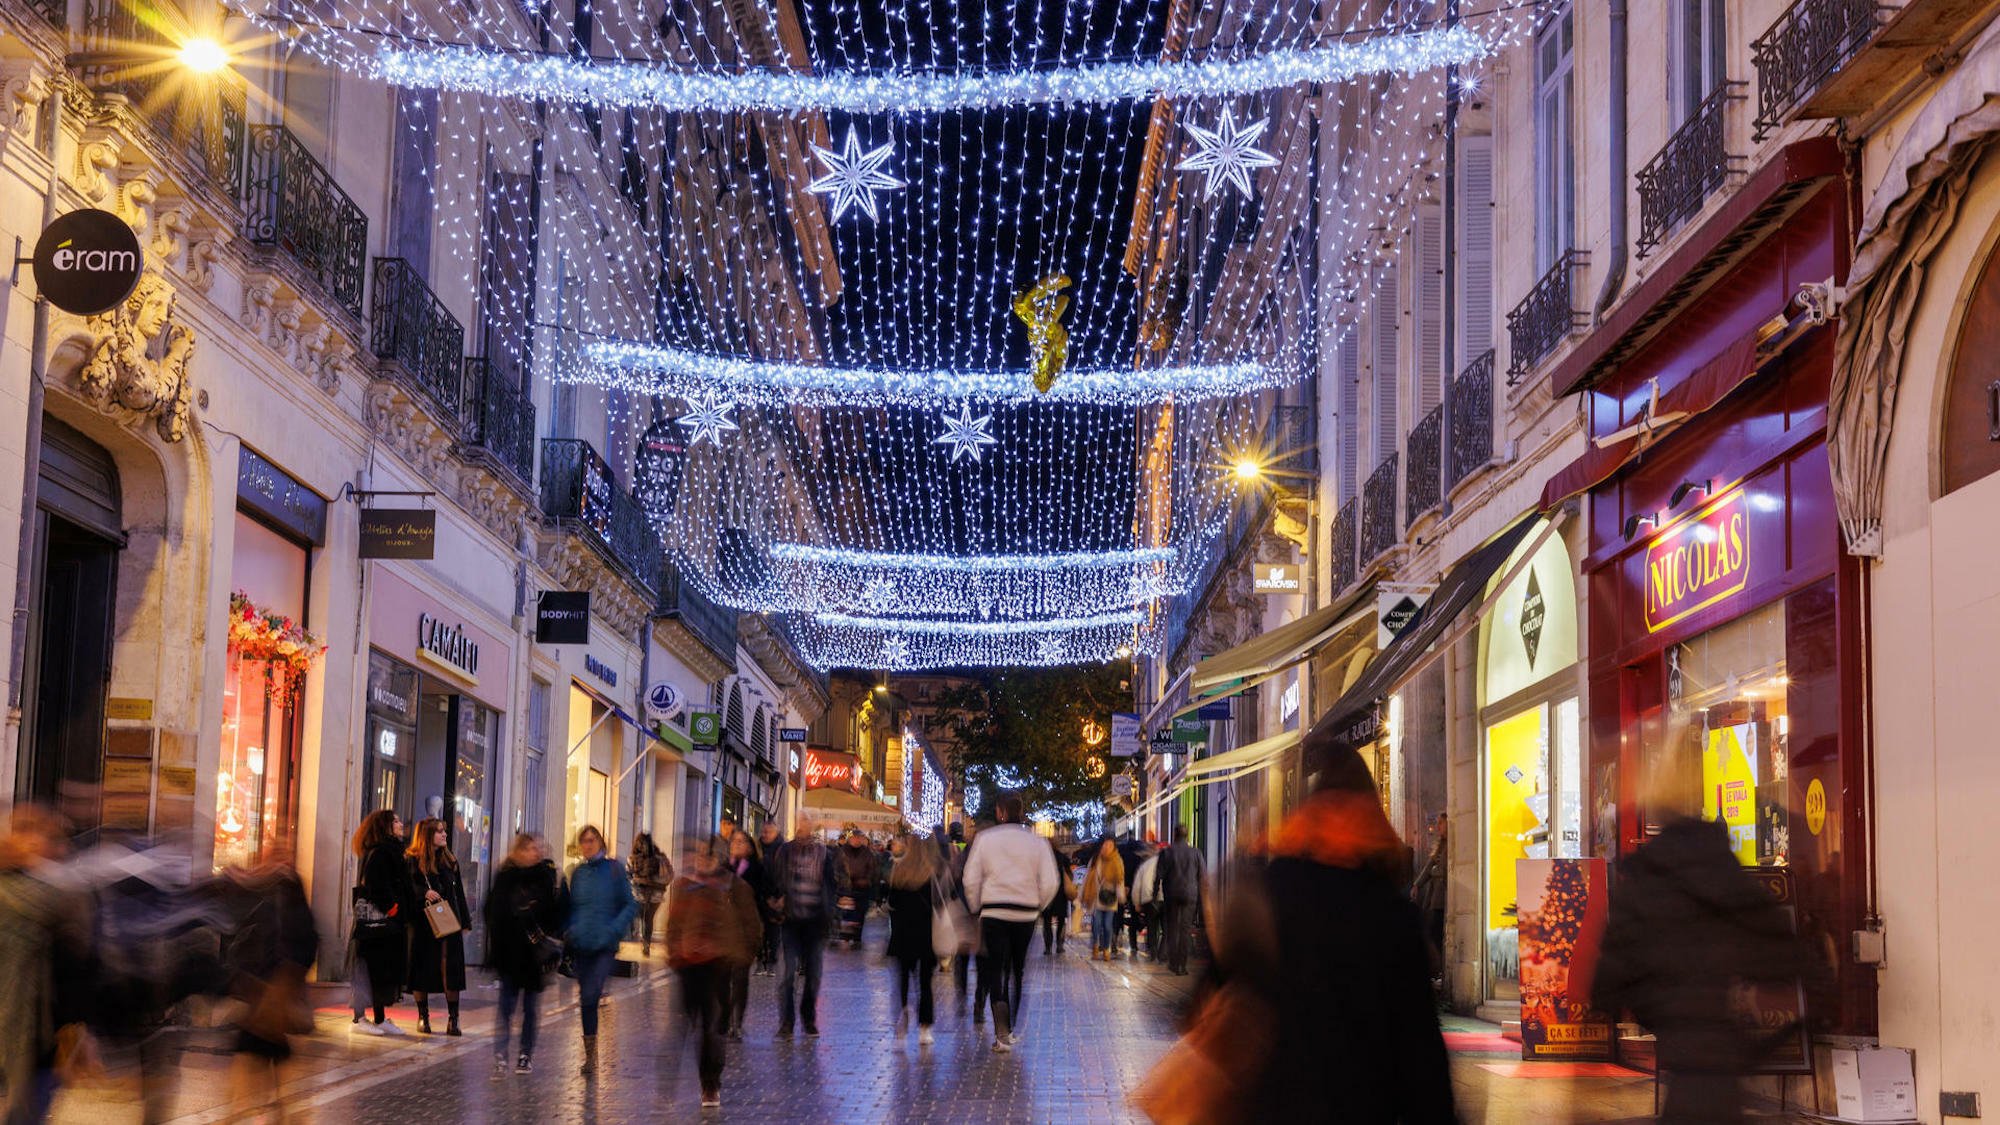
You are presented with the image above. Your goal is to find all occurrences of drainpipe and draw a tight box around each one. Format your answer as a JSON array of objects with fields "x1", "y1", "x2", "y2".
[
  {"x1": 7, "y1": 90, "x2": 63, "y2": 742},
  {"x1": 1439, "y1": 0, "x2": 1460, "y2": 518},
  {"x1": 1592, "y1": 0, "x2": 1630, "y2": 322},
  {"x1": 634, "y1": 617, "x2": 652, "y2": 833}
]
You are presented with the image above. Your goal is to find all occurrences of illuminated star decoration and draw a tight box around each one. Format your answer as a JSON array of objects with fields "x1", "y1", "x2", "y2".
[
  {"x1": 1176, "y1": 107, "x2": 1281, "y2": 200},
  {"x1": 862, "y1": 576, "x2": 896, "y2": 609},
  {"x1": 807, "y1": 127, "x2": 904, "y2": 221},
  {"x1": 933, "y1": 402, "x2": 999, "y2": 463},
  {"x1": 881, "y1": 635, "x2": 911, "y2": 665},
  {"x1": 1036, "y1": 635, "x2": 1066, "y2": 663},
  {"x1": 676, "y1": 393, "x2": 739, "y2": 446}
]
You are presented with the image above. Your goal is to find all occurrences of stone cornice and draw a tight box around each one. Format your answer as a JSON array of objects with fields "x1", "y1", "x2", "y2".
[
  {"x1": 654, "y1": 616, "x2": 735, "y2": 683},
  {"x1": 534, "y1": 531, "x2": 651, "y2": 644}
]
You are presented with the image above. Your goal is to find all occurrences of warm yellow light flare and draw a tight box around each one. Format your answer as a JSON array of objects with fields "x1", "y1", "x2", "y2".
[
  {"x1": 178, "y1": 37, "x2": 230, "y2": 74},
  {"x1": 1233, "y1": 458, "x2": 1263, "y2": 482}
]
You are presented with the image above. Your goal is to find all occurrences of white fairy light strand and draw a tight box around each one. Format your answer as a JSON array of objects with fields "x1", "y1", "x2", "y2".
[
  {"x1": 769, "y1": 544, "x2": 1176, "y2": 572},
  {"x1": 367, "y1": 26, "x2": 1497, "y2": 113},
  {"x1": 811, "y1": 609, "x2": 1142, "y2": 636}
]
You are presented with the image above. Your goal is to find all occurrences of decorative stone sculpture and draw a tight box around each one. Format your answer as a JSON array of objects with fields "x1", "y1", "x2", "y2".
[{"x1": 76, "y1": 272, "x2": 194, "y2": 443}]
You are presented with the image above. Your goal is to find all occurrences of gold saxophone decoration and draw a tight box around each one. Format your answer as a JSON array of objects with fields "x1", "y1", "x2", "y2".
[{"x1": 1013, "y1": 273, "x2": 1072, "y2": 394}]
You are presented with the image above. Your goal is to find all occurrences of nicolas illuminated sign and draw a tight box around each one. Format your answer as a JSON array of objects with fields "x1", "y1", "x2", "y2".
[{"x1": 1643, "y1": 489, "x2": 1750, "y2": 633}]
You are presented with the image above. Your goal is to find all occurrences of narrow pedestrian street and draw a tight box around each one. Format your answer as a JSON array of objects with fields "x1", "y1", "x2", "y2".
[{"x1": 51, "y1": 937, "x2": 1707, "y2": 1125}]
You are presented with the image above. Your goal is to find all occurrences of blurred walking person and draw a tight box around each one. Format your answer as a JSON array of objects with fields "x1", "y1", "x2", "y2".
[
  {"x1": 487, "y1": 834, "x2": 564, "y2": 1076},
  {"x1": 1410, "y1": 814, "x2": 1449, "y2": 986},
  {"x1": 722, "y1": 831, "x2": 764, "y2": 1038},
  {"x1": 1039, "y1": 840, "x2": 1075, "y2": 956},
  {"x1": 565, "y1": 824, "x2": 637, "y2": 1075},
  {"x1": 405, "y1": 817, "x2": 471, "y2": 1036},
  {"x1": 629, "y1": 832, "x2": 671, "y2": 958},
  {"x1": 885, "y1": 833, "x2": 945, "y2": 1044},
  {"x1": 1131, "y1": 845, "x2": 1161, "y2": 961},
  {"x1": 1153, "y1": 824, "x2": 1205, "y2": 975},
  {"x1": 768, "y1": 825, "x2": 839, "y2": 1036},
  {"x1": 217, "y1": 848, "x2": 317, "y2": 1115},
  {"x1": 1081, "y1": 840, "x2": 1126, "y2": 960},
  {"x1": 666, "y1": 836, "x2": 761, "y2": 1108},
  {"x1": 1592, "y1": 815, "x2": 1808, "y2": 1123},
  {"x1": 837, "y1": 829, "x2": 878, "y2": 948},
  {"x1": 350, "y1": 809, "x2": 414, "y2": 1035},
  {"x1": 753, "y1": 823, "x2": 782, "y2": 975},
  {"x1": 1134, "y1": 748, "x2": 1455, "y2": 1124},
  {"x1": 962, "y1": 795, "x2": 1059, "y2": 1052},
  {"x1": 0, "y1": 807, "x2": 92, "y2": 1123}
]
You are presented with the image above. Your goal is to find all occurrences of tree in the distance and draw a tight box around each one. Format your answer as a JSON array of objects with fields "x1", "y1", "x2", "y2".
[{"x1": 930, "y1": 664, "x2": 1128, "y2": 824}]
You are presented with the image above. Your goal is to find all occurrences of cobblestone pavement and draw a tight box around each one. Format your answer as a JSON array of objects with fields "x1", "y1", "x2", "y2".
[{"x1": 49, "y1": 933, "x2": 1781, "y2": 1125}]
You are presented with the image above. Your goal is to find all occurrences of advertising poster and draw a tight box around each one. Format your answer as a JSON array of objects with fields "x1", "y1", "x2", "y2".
[{"x1": 1516, "y1": 857, "x2": 1615, "y2": 1061}]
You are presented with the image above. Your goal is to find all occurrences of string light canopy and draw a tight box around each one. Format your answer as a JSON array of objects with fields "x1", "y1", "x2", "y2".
[{"x1": 224, "y1": 0, "x2": 1532, "y2": 670}]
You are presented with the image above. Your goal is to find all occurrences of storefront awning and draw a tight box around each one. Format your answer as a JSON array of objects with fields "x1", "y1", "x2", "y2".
[
  {"x1": 1309, "y1": 513, "x2": 1552, "y2": 752},
  {"x1": 1134, "y1": 730, "x2": 1300, "y2": 821},
  {"x1": 801, "y1": 787, "x2": 904, "y2": 827},
  {"x1": 1187, "y1": 582, "x2": 1376, "y2": 703}
]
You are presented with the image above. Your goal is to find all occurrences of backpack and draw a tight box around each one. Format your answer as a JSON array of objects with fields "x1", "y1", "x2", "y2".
[{"x1": 786, "y1": 842, "x2": 825, "y2": 916}]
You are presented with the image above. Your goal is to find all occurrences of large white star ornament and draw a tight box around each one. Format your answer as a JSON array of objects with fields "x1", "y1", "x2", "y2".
[
  {"x1": 1036, "y1": 635, "x2": 1065, "y2": 663},
  {"x1": 1176, "y1": 108, "x2": 1280, "y2": 200},
  {"x1": 807, "y1": 128, "x2": 904, "y2": 222},
  {"x1": 933, "y1": 402, "x2": 999, "y2": 463},
  {"x1": 881, "y1": 635, "x2": 911, "y2": 665},
  {"x1": 862, "y1": 577, "x2": 896, "y2": 610},
  {"x1": 676, "y1": 393, "x2": 739, "y2": 447}
]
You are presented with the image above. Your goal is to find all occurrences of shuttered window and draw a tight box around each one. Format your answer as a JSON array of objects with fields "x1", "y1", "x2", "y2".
[
  {"x1": 1412, "y1": 205, "x2": 1445, "y2": 419},
  {"x1": 1458, "y1": 134, "x2": 1496, "y2": 370},
  {"x1": 1370, "y1": 263, "x2": 1399, "y2": 467},
  {"x1": 1337, "y1": 334, "x2": 1361, "y2": 505}
]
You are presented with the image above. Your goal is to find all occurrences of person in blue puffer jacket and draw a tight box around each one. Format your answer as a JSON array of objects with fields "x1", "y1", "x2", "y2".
[{"x1": 565, "y1": 824, "x2": 637, "y2": 1076}]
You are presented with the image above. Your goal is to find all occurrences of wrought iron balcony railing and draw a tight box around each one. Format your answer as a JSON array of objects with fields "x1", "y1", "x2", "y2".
[
  {"x1": 1507, "y1": 251, "x2": 1588, "y2": 384},
  {"x1": 1330, "y1": 498, "x2": 1358, "y2": 597},
  {"x1": 658, "y1": 559, "x2": 739, "y2": 665},
  {"x1": 243, "y1": 125, "x2": 367, "y2": 318},
  {"x1": 80, "y1": 0, "x2": 246, "y2": 197},
  {"x1": 1448, "y1": 349, "x2": 1496, "y2": 493},
  {"x1": 1753, "y1": 0, "x2": 1883, "y2": 140},
  {"x1": 1637, "y1": 82, "x2": 1748, "y2": 258},
  {"x1": 29, "y1": 0, "x2": 62, "y2": 27},
  {"x1": 462, "y1": 358, "x2": 537, "y2": 485},
  {"x1": 1406, "y1": 405, "x2": 1443, "y2": 524},
  {"x1": 1360, "y1": 453, "x2": 1399, "y2": 565},
  {"x1": 371, "y1": 258, "x2": 467, "y2": 425},
  {"x1": 540, "y1": 438, "x2": 662, "y2": 595}
]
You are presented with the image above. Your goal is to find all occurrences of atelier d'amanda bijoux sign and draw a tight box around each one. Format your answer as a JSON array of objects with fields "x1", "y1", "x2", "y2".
[
  {"x1": 358, "y1": 508, "x2": 437, "y2": 559},
  {"x1": 1643, "y1": 488, "x2": 1750, "y2": 633}
]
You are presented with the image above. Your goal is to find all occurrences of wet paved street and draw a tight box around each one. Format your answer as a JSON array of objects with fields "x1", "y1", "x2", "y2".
[{"x1": 47, "y1": 933, "x2": 1707, "y2": 1124}]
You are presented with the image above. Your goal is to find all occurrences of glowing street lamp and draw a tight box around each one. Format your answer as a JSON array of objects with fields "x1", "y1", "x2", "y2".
[{"x1": 177, "y1": 37, "x2": 231, "y2": 74}]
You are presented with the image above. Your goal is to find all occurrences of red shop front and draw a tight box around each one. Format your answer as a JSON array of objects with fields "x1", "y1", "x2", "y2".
[{"x1": 1549, "y1": 138, "x2": 1873, "y2": 1037}]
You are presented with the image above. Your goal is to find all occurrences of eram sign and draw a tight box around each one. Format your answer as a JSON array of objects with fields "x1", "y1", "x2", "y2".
[{"x1": 34, "y1": 209, "x2": 143, "y2": 316}]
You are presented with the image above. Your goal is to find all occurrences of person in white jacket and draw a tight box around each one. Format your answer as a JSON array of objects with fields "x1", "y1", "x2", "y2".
[
  {"x1": 1129, "y1": 850, "x2": 1161, "y2": 961},
  {"x1": 961, "y1": 794, "x2": 1059, "y2": 1052}
]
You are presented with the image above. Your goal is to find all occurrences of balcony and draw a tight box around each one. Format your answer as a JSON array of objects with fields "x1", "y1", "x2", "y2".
[
  {"x1": 1753, "y1": 0, "x2": 1884, "y2": 140},
  {"x1": 1507, "y1": 251, "x2": 1588, "y2": 384},
  {"x1": 27, "y1": 0, "x2": 60, "y2": 27},
  {"x1": 657, "y1": 559, "x2": 738, "y2": 670},
  {"x1": 540, "y1": 438, "x2": 663, "y2": 595},
  {"x1": 1405, "y1": 406, "x2": 1443, "y2": 525},
  {"x1": 80, "y1": 0, "x2": 246, "y2": 198},
  {"x1": 461, "y1": 358, "x2": 537, "y2": 485},
  {"x1": 243, "y1": 125, "x2": 367, "y2": 318},
  {"x1": 1359, "y1": 453, "x2": 1399, "y2": 565},
  {"x1": 1637, "y1": 82, "x2": 1747, "y2": 258},
  {"x1": 1330, "y1": 497, "x2": 1359, "y2": 596},
  {"x1": 1448, "y1": 349, "x2": 1496, "y2": 493},
  {"x1": 371, "y1": 258, "x2": 467, "y2": 426}
]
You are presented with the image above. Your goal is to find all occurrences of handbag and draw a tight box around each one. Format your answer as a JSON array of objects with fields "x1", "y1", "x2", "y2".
[
  {"x1": 528, "y1": 927, "x2": 564, "y2": 970},
  {"x1": 351, "y1": 887, "x2": 395, "y2": 938},
  {"x1": 424, "y1": 898, "x2": 462, "y2": 939}
]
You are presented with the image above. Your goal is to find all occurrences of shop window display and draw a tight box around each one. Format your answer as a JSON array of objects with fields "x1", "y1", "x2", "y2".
[{"x1": 1482, "y1": 697, "x2": 1581, "y2": 1000}]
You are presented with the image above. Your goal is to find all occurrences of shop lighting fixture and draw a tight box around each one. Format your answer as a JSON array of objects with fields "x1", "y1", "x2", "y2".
[
  {"x1": 1670, "y1": 479, "x2": 1713, "y2": 508},
  {"x1": 1622, "y1": 513, "x2": 1659, "y2": 541}
]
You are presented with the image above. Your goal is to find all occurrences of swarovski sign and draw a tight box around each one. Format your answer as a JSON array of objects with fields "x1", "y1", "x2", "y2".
[{"x1": 1253, "y1": 563, "x2": 1302, "y2": 594}]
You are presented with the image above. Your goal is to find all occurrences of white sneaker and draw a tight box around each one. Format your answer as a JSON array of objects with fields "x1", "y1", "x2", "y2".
[
  {"x1": 918, "y1": 1027, "x2": 934, "y2": 1046},
  {"x1": 378, "y1": 1019, "x2": 408, "y2": 1036},
  {"x1": 351, "y1": 1021, "x2": 387, "y2": 1037},
  {"x1": 992, "y1": 1036, "x2": 1012, "y2": 1053}
]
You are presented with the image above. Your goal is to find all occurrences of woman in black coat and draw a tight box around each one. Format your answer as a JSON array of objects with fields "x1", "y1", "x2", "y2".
[
  {"x1": 884, "y1": 834, "x2": 944, "y2": 1044},
  {"x1": 350, "y1": 809, "x2": 416, "y2": 1034},
  {"x1": 405, "y1": 817, "x2": 471, "y2": 1035},
  {"x1": 486, "y1": 833, "x2": 564, "y2": 1074}
]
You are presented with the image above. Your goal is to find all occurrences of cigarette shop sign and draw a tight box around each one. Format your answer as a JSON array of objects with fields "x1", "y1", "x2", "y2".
[{"x1": 1643, "y1": 489, "x2": 1750, "y2": 633}]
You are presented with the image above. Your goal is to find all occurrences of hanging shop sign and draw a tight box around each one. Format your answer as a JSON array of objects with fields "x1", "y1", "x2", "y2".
[
  {"x1": 1517, "y1": 569, "x2": 1546, "y2": 669},
  {"x1": 1170, "y1": 715, "x2": 1206, "y2": 743},
  {"x1": 358, "y1": 508, "x2": 436, "y2": 559},
  {"x1": 1643, "y1": 487, "x2": 1750, "y2": 633},
  {"x1": 645, "y1": 681, "x2": 684, "y2": 720},
  {"x1": 584, "y1": 653, "x2": 618, "y2": 687},
  {"x1": 33, "y1": 208, "x2": 142, "y2": 316},
  {"x1": 804, "y1": 747, "x2": 863, "y2": 792},
  {"x1": 1110, "y1": 774, "x2": 1134, "y2": 799},
  {"x1": 535, "y1": 591, "x2": 591, "y2": 644},
  {"x1": 237, "y1": 448, "x2": 327, "y2": 546},
  {"x1": 1377, "y1": 587, "x2": 1432, "y2": 648},
  {"x1": 1516, "y1": 857, "x2": 1615, "y2": 1061},
  {"x1": 1195, "y1": 698, "x2": 1233, "y2": 721},
  {"x1": 689, "y1": 710, "x2": 721, "y2": 745},
  {"x1": 1253, "y1": 563, "x2": 1302, "y2": 594},
  {"x1": 1110, "y1": 712, "x2": 1142, "y2": 757},
  {"x1": 416, "y1": 612, "x2": 480, "y2": 682},
  {"x1": 778, "y1": 727, "x2": 808, "y2": 743}
]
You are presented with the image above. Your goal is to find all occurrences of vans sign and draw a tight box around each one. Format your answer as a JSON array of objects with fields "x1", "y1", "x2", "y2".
[{"x1": 34, "y1": 209, "x2": 144, "y2": 316}]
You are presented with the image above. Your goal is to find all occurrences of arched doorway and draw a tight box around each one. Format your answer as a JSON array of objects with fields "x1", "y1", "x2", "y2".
[{"x1": 20, "y1": 416, "x2": 124, "y2": 834}]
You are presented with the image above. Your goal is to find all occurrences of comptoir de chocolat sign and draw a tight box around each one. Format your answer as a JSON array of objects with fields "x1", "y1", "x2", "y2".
[{"x1": 1643, "y1": 488, "x2": 1750, "y2": 633}]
